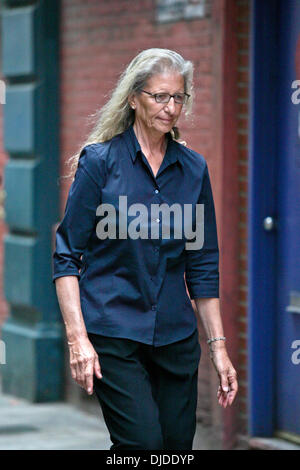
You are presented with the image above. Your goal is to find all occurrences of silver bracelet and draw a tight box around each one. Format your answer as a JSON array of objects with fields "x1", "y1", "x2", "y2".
[{"x1": 207, "y1": 336, "x2": 226, "y2": 345}]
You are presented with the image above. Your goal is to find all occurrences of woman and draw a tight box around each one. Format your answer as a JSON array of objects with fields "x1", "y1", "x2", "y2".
[{"x1": 52, "y1": 48, "x2": 238, "y2": 450}]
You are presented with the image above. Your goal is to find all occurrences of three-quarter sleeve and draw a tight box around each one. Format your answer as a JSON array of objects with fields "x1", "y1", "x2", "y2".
[
  {"x1": 52, "y1": 144, "x2": 105, "y2": 283},
  {"x1": 185, "y1": 162, "x2": 220, "y2": 299}
]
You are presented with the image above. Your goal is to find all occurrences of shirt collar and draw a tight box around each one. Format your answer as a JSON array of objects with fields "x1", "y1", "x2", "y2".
[{"x1": 122, "y1": 123, "x2": 184, "y2": 167}]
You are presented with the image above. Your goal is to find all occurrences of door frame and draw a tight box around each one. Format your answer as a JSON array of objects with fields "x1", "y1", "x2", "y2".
[{"x1": 248, "y1": 0, "x2": 280, "y2": 436}]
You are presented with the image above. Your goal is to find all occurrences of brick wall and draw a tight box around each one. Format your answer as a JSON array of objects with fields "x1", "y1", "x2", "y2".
[
  {"x1": 59, "y1": 0, "x2": 215, "y2": 197},
  {"x1": 236, "y1": 0, "x2": 249, "y2": 436}
]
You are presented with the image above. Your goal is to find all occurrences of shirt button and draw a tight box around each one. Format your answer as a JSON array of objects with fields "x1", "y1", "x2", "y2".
[
  {"x1": 154, "y1": 189, "x2": 159, "y2": 194},
  {"x1": 151, "y1": 305, "x2": 157, "y2": 311},
  {"x1": 156, "y1": 218, "x2": 160, "y2": 223}
]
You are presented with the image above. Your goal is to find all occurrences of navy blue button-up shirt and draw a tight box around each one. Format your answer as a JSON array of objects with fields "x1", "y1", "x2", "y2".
[{"x1": 52, "y1": 124, "x2": 219, "y2": 346}]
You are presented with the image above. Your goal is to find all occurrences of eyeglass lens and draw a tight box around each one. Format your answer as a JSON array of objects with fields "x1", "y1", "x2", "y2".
[{"x1": 156, "y1": 93, "x2": 186, "y2": 104}]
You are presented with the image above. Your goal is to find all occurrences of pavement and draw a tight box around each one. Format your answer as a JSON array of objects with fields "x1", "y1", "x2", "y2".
[
  {"x1": 0, "y1": 393, "x2": 220, "y2": 450},
  {"x1": 0, "y1": 393, "x2": 111, "y2": 450}
]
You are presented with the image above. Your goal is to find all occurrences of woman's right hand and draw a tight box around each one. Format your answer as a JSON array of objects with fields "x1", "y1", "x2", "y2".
[{"x1": 67, "y1": 335, "x2": 102, "y2": 395}]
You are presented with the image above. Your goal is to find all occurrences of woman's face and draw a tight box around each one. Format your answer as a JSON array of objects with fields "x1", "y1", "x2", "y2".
[{"x1": 130, "y1": 72, "x2": 185, "y2": 135}]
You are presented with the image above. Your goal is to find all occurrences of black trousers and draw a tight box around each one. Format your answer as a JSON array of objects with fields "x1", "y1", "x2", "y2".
[{"x1": 88, "y1": 328, "x2": 201, "y2": 450}]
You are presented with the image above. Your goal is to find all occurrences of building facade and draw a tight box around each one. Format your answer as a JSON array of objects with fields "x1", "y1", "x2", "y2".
[{"x1": 0, "y1": 0, "x2": 299, "y2": 450}]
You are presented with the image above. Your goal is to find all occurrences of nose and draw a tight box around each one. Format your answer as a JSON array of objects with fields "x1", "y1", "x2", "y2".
[{"x1": 164, "y1": 96, "x2": 176, "y2": 113}]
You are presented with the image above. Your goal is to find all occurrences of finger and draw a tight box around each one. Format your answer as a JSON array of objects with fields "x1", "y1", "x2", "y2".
[
  {"x1": 219, "y1": 394, "x2": 226, "y2": 408},
  {"x1": 69, "y1": 348, "x2": 79, "y2": 379},
  {"x1": 230, "y1": 379, "x2": 238, "y2": 393},
  {"x1": 217, "y1": 385, "x2": 229, "y2": 407},
  {"x1": 70, "y1": 357, "x2": 77, "y2": 381},
  {"x1": 218, "y1": 389, "x2": 226, "y2": 405},
  {"x1": 76, "y1": 356, "x2": 87, "y2": 388},
  {"x1": 219, "y1": 391, "x2": 228, "y2": 408},
  {"x1": 94, "y1": 356, "x2": 103, "y2": 379},
  {"x1": 228, "y1": 373, "x2": 238, "y2": 389},
  {"x1": 224, "y1": 393, "x2": 230, "y2": 408},
  {"x1": 75, "y1": 363, "x2": 84, "y2": 388},
  {"x1": 85, "y1": 362, "x2": 94, "y2": 395},
  {"x1": 224, "y1": 377, "x2": 237, "y2": 406},
  {"x1": 228, "y1": 388, "x2": 237, "y2": 405},
  {"x1": 72, "y1": 355, "x2": 85, "y2": 388},
  {"x1": 218, "y1": 387, "x2": 230, "y2": 408},
  {"x1": 217, "y1": 386, "x2": 223, "y2": 400},
  {"x1": 69, "y1": 348, "x2": 80, "y2": 382},
  {"x1": 228, "y1": 392, "x2": 235, "y2": 406},
  {"x1": 227, "y1": 379, "x2": 238, "y2": 405},
  {"x1": 220, "y1": 375, "x2": 229, "y2": 393}
]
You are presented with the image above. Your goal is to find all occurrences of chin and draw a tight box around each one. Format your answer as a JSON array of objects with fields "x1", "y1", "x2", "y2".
[{"x1": 156, "y1": 120, "x2": 174, "y2": 132}]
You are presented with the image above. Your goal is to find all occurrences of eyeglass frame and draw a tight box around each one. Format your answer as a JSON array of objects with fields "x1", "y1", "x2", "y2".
[{"x1": 140, "y1": 89, "x2": 190, "y2": 105}]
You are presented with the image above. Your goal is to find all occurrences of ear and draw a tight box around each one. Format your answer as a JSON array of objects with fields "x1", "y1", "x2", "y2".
[{"x1": 128, "y1": 93, "x2": 136, "y2": 110}]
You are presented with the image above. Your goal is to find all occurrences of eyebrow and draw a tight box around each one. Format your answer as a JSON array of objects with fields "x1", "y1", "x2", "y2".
[{"x1": 150, "y1": 90, "x2": 185, "y2": 94}]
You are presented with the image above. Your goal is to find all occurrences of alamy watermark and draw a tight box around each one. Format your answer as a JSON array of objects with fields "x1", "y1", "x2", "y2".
[
  {"x1": 291, "y1": 80, "x2": 300, "y2": 104},
  {"x1": 0, "y1": 340, "x2": 6, "y2": 365},
  {"x1": 95, "y1": 196, "x2": 205, "y2": 250},
  {"x1": 291, "y1": 340, "x2": 300, "y2": 365},
  {"x1": 0, "y1": 80, "x2": 6, "y2": 105}
]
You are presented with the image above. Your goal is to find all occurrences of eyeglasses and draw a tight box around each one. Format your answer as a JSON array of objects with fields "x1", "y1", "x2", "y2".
[{"x1": 140, "y1": 90, "x2": 190, "y2": 105}]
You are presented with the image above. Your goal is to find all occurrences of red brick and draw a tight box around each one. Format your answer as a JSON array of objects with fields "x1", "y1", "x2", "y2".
[
  {"x1": 237, "y1": 2, "x2": 250, "y2": 19},
  {"x1": 238, "y1": 133, "x2": 248, "y2": 147},
  {"x1": 238, "y1": 53, "x2": 249, "y2": 67},
  {"x1": 237, "y1": 20, "x2": 250, "y2": 35},
  {"x1": 238, "y1": 101, "x2": 249, "y2": 114},
  {"x1": 238, "y1": 116, "x2": 248, "y2": 130},
  {"x1": 238, "y1": 70, "x2": 249, "y2": 83},
  {"x1": 238, "y1": 86, "x2": 249, "y2": 99}
]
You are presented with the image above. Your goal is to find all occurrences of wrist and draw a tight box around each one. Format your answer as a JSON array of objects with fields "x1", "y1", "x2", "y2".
[
  {"x1": 66, "y1": 328, "x2": 88, "y2": 343},
  {"x1": 207, "y1": 336, "x2": 226, "y2": 346},
  {"x1": 209, "y1": 343, "x2": 227, "y2": 353},
  {"x1": 207, "y1": 335, "x2": 227, "y2": 354}
]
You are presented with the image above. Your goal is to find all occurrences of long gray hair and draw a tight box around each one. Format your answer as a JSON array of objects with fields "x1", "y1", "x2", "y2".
[{"x1": 64, "y1": 48, "x2": 194, "y2": 179}]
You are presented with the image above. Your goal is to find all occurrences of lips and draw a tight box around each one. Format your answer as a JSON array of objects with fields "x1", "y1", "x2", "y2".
[{"x1": 159, "y1": 118, "x2": 173, "y2": 123}]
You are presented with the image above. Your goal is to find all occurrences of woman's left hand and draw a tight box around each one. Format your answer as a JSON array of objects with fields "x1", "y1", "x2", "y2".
[{"x1": 209, "y1": 347, "x2": 238, "y2": 408}]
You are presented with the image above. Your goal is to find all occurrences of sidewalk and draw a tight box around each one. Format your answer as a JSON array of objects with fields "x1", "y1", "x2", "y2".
[
  {"x1": 0, "y1": 393, "x2": 111, "y2": 450},
  {"x1": 0, "y1": 393, "x2": 220, "y2": 450}
]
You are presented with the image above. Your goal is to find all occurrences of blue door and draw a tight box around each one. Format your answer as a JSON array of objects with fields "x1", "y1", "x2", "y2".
[
  {"x1": 275, "y1": 0, "x2": 300, "y2": 439},
  {"x1": 250, "y1": 0, "x2": 300, "y2": 440}
]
